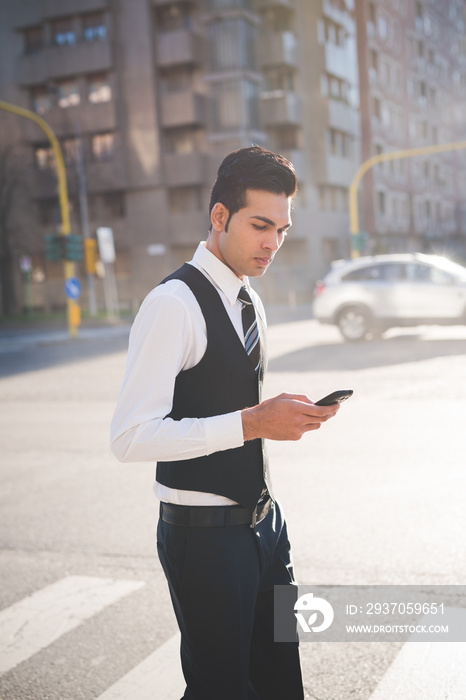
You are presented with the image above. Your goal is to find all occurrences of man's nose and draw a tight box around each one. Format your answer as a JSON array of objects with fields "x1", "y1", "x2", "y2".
[{"x1": 263, "y1": 231, "x2": 280, "y2": 251}]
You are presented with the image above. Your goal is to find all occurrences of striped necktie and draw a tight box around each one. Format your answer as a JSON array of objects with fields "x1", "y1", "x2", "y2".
[{"x1": 237, "y1": 286, "x2": 261, "y2": 372}]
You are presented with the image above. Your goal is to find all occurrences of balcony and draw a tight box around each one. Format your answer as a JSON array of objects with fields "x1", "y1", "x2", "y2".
[
  {"x1": 156, "y1": 30, "x2": 204, "y2": 67},
  {"x1": 22, "y1": 102, "x2": 117, "y2": 142},
  {"x1": 169, "y1": 211, "x2": 210, "y2": 246},
  {"x1": 160, "y1": 91, "x2": 207, "y2": 128},
  {"x1": 328, "y1": 99, "x2": 359, "y2": 135},
  {"x1": 257, "y1": 31, "x2": 297, "y2": 68},
  {"x1": 255, "y1": 0, "x2": 292, "y2": 9},
  {"x1": 325, "y1": 43, "x2": 357, "y2": 84},
  {"x1": 326, "y1": 155, "x2": 356, "y2": 187},
  {"x1": 162, "y1": 152, "x2": 208, "y2": 186},
  {"x1": 11, "y1": 0, "x2": 107, "y2": 29},
  {"x1": 16, "y1": 39, "x2": 112, "y2": 85},
  {"x1": 259, "y1": 91, "x2": 301, "y2": 127}
]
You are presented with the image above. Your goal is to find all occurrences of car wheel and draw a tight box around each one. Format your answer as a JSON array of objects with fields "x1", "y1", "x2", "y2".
[{"x1": 337, "y1": 306, "x2": 371, "y2": 342}]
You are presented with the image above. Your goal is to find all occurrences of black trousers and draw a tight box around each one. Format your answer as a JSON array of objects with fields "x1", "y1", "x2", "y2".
[{"x1": 156, "y1": 501, "x2": 304, "y2": 700}]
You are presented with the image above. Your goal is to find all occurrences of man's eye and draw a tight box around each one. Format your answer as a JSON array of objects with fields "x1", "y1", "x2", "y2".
[{"x1": 253, "y1": 224, "x2": 267, "y2": 231}]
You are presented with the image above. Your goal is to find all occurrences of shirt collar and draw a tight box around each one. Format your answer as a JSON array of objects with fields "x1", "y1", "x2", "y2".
[{"x1": 192, "y1": 242, "x2": 248, "y2": 306}]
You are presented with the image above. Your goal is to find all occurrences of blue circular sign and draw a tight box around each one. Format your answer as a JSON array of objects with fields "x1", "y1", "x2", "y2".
[{"x1": 65, "y1": 277, "x2": 81, "y2": 300}]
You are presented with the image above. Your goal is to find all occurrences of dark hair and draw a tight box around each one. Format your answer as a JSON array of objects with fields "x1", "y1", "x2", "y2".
[{"x1": 209, "y1": 146, "x2": 297, "y2": 231}]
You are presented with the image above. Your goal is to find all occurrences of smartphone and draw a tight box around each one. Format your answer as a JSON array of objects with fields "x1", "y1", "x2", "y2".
[{"x1": 315, "y1": 389, "x2": 353, "y2": 406}]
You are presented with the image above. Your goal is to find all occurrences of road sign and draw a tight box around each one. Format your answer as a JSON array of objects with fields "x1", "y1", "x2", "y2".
[
  {"x1": 65, "y1": 277, "x2": 81, "y2": 300},
  {"x1": 96, "y1": 227, "x2": 116, "y2": 264}
]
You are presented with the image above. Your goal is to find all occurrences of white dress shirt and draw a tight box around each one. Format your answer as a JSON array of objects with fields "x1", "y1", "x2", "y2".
[{"x1": 110, "y1": 242, "x2": 266, "y2": 506}]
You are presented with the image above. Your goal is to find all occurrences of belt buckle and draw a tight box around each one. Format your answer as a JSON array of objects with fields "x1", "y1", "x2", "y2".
[{"x1": 250, "y1": 505, "x2": 258, "y2": 529}]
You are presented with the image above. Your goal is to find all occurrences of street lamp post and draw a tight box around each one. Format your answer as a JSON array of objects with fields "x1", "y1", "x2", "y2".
[{"x1": 0, "y1": 99, "x2": 80, "y2": 337}]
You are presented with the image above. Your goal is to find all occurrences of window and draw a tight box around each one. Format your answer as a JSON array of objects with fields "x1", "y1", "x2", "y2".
[
  {"x1": 23, "y1": 26, "x2": 43, "y2": 54},
  {"x1": 57, "y1": 79, "x2": 80, "y2": 108},
  {"x1": 165, "y1": 128, "x2": 197, "y2": 154},
  {"x1": 62, "y1": 138, "x2": 79, "y2": 165},
  {"x1": 212, "y1": 79, "x2": 259, "y2": 132},
  {"x1": 373, "y1": 96, "x2": 381, "y2": 119},
  {"x1": 319, "y1": 186, "x2": 348, "y2": 211},
  {"x1": 273, "y1": 126, "x2": 299, "y2": 150},
  {"x1": 83, "y1": 12, "x2": 107, "y2": 42},
  {"x1": 168, "y1": 186, "x2": 203, "y2": 213},
  {"x1": 262, "y1": 7, "x2": 293, "y2": 32},
  {"x1": 87, "y1": 74, "x2": 112, "y2": 103},
  {"x1": 92, "y1": 133, "x2": 115, "y2": 161},
  {"x1": 328, "y1": 129, "x2": 352, "y2": 158},
  {"x1": 159, "y1": 67, "x2": 192, "y2": 94},
  {"x1": 31, "y1": 86, "x2": 51, "y2": 115},
  {"x1": 209, "y1": 18, "x2": 257, "y2": 72},
  {"x1": 38, "y1": 198, "x2": 59, "y2": 226},
  {"x1": 156, "y1": 3, "x2": 192, "y2": 31},
  {"x1": 89, "y1": 191, "x2": 125, "y2": 219},
  {"x1": 264, "y1": 68, "x2": 295, "y2": 93},
  {"x1": 378, "y1": 13, "x2": 388, "y2": 40},
  {"x1": 343, "y1": 263, "x2": 404, "y2": 282},
  {"x1": 52, "y1": 18, "x2": 75, "y2": 46},
  {"x1": 35, "y1": 145, "x2": 55, "y2": 170},
  {"x1": 377, "y1": 191, "x2": 386, "y2": 215}
]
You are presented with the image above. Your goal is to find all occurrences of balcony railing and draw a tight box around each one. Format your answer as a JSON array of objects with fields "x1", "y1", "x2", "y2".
[{"x1": 160, "y1": 91, "x2": 207, "y2": 128}]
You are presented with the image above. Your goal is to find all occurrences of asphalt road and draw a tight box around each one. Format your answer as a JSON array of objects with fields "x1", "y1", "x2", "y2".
[{"x1": 1, "y1": 314, "x2": 466, "y2": 700}]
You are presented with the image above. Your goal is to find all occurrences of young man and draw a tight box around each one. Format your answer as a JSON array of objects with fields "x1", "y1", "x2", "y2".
[{"x1": 111, "y1": 146, "x2": 339, "y2": 699}]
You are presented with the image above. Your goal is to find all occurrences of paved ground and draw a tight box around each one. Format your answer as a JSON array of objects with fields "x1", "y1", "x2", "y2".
[{"x1": 1, "y1": 312, "x2": 466, "y2": 699}]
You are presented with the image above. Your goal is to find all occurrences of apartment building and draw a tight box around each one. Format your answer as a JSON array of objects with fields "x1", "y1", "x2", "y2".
[
  {"x1": 357, "y1": 0, "x2": 466, "y2": 257},
  {"x1": 0, "y1": 0, "x2": 359, "y2": 313}
]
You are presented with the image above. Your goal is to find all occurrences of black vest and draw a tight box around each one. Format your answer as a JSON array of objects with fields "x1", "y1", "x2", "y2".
[{"x1": 156, "y1": 264, "x2": 267, "y2": 510}]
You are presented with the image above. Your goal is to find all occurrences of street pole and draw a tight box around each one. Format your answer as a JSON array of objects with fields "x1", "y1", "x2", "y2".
[
  {"x1": 0, "y1": 99, "x2": 80, "y2": 337},
  {"x1": 349, "y1": 139, "x2": 466, "y2": 258},
  {"x1": 73, "y1": 110, "x2": 98, "y2": 316}
]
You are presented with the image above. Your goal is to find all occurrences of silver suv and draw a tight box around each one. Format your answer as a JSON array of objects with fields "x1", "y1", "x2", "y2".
[{"x1": 313, "y1": 253, "x2": 466, "y2": 341}]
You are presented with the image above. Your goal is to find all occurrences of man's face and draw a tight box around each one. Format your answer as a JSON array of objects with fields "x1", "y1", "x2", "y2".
[{"x1": 208, "y1": 189, "x2": 292, "y2": 279}]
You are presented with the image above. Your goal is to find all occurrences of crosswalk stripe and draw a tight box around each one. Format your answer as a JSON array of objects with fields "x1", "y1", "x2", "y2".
[
  {"x1": 97, "y1": 632, "x2": 184, "y2": 700},
  {"x1": 0, "y1": 575, "x2": 145, "y2": 675},
  {"x1": 369, "y1": 608, "x2": 466, "y2": 700}
]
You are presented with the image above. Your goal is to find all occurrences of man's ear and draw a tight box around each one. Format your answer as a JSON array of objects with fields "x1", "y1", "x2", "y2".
[{"x1": 210, "y1": 202, "x2": 230, "y2": 232}]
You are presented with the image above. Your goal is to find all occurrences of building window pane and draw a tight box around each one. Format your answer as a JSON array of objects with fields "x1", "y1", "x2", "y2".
[
  {"x1": 24, "y1": 26, "x2": 43, "y2": 54},
  {"x1": 62, "y1": 138, "x2": 79, "y2": 165},
  {"x1": 57, "y1": 79, "x2": 80, "y2": 108},
  {"x1": 159, "y1": 67, "x2": 192, "y2": 94},
  {"x1": 35, "y1": 145, "x2": 55, "y2": 170},
  {"x1": 52, "y1": 18, "x2": 76, "y2": 46},
  {"x1": 165, "y1": 128, "x2": 196, "y2": 154},
  {"x1": 83, "y1": 12, "x2": 107, "y2": 42},
  {"x1": 212, "y1": 79, "x2": 259, "y2": 132},
  {"x1": 88, "y1": 74, "x2": 112, "y2": 103},
  {"x1": 156, "y1": 4, "x2": 192, "y2": 31},
  {"x1": 169, "y1": 186, "x2": 203, "y2": 213},
  {"x1": 209, "y1": 18, "x2": 256, "y2": 72},
  {"x1": 31, "y1": 86, "x2": 51, "y2": 114},
  {"x1": 92, "y1": 133, "x2": 115, "y2": 161}
]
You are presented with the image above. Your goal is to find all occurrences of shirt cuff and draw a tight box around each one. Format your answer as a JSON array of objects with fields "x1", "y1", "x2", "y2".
[{"x1": 203, "y1": 410, "x2": 244, "y2": 456}]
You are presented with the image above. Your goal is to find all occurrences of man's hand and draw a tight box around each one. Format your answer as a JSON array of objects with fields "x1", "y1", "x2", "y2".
[{"x1": 241, "y1": 393, "x2": 340, "y2": 442}]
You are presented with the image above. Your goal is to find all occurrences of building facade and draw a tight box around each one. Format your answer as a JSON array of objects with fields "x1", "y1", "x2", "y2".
[
  {"x1": 356, "y1": 0, "x2": 466, "y2": 258},
  {"x1": 0, "y1": 0, "x2": 358, "y2": 313}
]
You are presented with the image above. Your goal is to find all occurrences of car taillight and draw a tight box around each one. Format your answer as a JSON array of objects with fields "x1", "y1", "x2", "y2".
[{"x1": 314, "y1": 281, "x2": 326, "y2": 298}]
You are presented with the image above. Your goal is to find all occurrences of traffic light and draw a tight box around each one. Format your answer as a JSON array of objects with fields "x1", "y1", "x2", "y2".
[
  {"x1": 64, "y1": 233, "x2": 84, "y2": 261},
  {"x1": 45, "y1": 233, "x2": 63, "y2": 261},
  {"x1": 84, "y1": 238, "x2": 97, "y2": 274}
]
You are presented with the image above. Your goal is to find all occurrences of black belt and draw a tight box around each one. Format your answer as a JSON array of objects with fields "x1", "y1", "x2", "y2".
[{"x1": 160, "y1": 495, "x2": 272, "y2": 529}]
